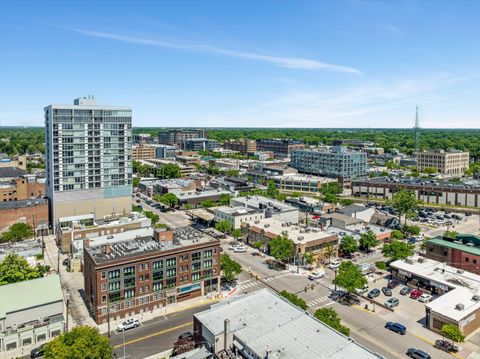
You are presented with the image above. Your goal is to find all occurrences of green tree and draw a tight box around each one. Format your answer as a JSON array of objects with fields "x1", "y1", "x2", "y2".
[
  {"x1": 201, "y1": 200, "x2": 217, "y2": 208},
  {"x1": 43, "y1": 326, "x2": 112, "y2": 359},
  {"x1": 132, "y1": 205, "x2": 143, "y2": 213},
  {"x1": 219, "y1": 194, "x2": 231, "y2": 206},
  {"x1": 0, "y1": 223, "x2": 34, "y2": 242},
  {"x1": 220, "y1": 254, "x2": 242, "y2": 283},
  {"x1": 132, "y1": 177, "x2": 141, "y2": 188},
  {"x1": 339, "y1": 198, "x2": 354, "y2": 206},
  {"x1": 320, "y1": 182, "x2": 342, "y2": 204},
  {"x1": 290, "y1": 191, "x2": 302, "y2": 198},
  {"x1": 269, "y1": 234, "x2": 293, "y2": 260},
  {"x1": 314, "y1": 307, "x2": 350, "y2": 336},
  {"x1": 422, "y1": 166, "x2": 438, "y2": 174},
  {"x1": 391, "y1": 230, "x2": 404, "y2": 240},
  {"x1": 303, "y1": 252, "x2": 315, "y2": 266},
  {"x1": 382, "y1": 240, "x2": 414, "y2": 262},
  {"x1": 375, "y1": 261, "x2": 387, "y2": 270},
  {"x1": 443, "y1": 230, "x2": 459, "y2": 239},
  {"x1": 420, "y1": 237, "x2": 430, "y2": 251},
  {"x1": 226, "y1": 169, "x2": 240, "y2": 177},
  {"x1": 215, "y1": 220, "x2": 233, "y2": 235},
  {"x1": 441, "y1": 324, "x2": 465, "y2": 345},
  {"x1": 390, "y1": 189, "x2": 419, "y2": 233},
  {"x1": 0, "y1": 253, "x2": 49, "y2": 286},
  {"x1": 340, "y1": 235, "x2": 358, "y2": 257},
  {"x1": 279, "y1": 290, "x2": 308, "y2": 310},
  {"x1": 157, "y1": 163, "x2": 181, "y2": 179},
  {"x1": 405, "y1": 225, "x2": 421, "y2": 236},
  {"x1": 332, "y1": 261, "x2": 367, "y2": 294},
  {"x1": 144, "y1": 211, "x2": 159, "y2": 226},
  {"x1": 324, "y1": 242, "x2": 336, "y2": 263},
  {"x1": 253, "y1": 241, "x2": 264, "y2": 250},
  {"x1": 266, "y1": 180, "x2": 279, "y2": 198},
  {"x1": 359, "y1": 230, "x2": 380, "y2": 251},
  {"x1": 232, "y1": 228, "x2": 242, "y2": 240},
  {"x1": 157, "y1": 193, "x2": 179, "y2": 208}
]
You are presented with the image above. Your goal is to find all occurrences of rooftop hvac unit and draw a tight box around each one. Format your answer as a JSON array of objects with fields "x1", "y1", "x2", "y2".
[
  {"x1": 107, "y1": 235, "x2": 113, "y2": 239},
  {"x1": 297, "y1": 236, "x2": 304, "y2": 241},
  {"x1": 466, "y1": 243, "x2": 475, "y2": 247},
  {"x1": 264, "y1": 224, "x2": 270, "y2": 228},
  {"x1": 455, "y1": 303, "x2": 465, "y2": 311},
  {"x1": 254, "y1": 220, "x2": 260, "y2": 224},
  {"x1": 472, "y1": 295, "x2": 480, "y2": 302},
  {"x1": 418, "y1": 257, "x2": 424, "y2": 263},
  {"x1": 457, "y1": 269, "x2": 464, "y2": 274}
]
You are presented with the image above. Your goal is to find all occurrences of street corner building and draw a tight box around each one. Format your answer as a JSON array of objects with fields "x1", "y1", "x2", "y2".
[
  {"x1": 83, "y1": 226, "x2": 221, "y2": 324},
  {"x1": 193, "y1": 288, "x2": 384, "y2": 358},
  {"x1": 44, "y1": 97, "x2": 133, "y2": 231},
  {"x1": 0, "y1": 275, "x2": 64, "y2": 352}
]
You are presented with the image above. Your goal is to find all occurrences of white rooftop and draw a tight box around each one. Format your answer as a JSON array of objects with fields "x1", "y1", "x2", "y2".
[
  {"x1": 194, "y1": 289, "x2": 382, "y2": 359},
  {"x1": 231, "y1": 195, "x2": 296, "y2": 212},
  {"x1": 426, "y1": 286, "x2": 480, "y2": 322}
]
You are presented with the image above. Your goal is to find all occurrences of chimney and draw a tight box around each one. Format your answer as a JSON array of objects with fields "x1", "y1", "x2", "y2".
[
  {"x1": 224, "y1": 319, "x2": 232, "y2": 351},
  {"x1": 105, "y1": 243, "x2": 111, "y2": 255},
  {"x1": 83, "y1": 239, "x2": 90, "y2": 249},
  {"x1": 154, "y1": 228, "x2": 173, "y2": 242}
]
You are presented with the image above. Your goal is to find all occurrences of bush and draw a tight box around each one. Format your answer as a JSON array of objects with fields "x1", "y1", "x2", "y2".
[{"x1": 375, "y1": 261, "x2": 387, "y2": 270}]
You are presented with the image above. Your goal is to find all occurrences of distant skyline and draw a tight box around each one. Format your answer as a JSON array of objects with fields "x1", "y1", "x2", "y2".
[{"x1": 1, "y1": 1, "x2": 479, "y2": 128}]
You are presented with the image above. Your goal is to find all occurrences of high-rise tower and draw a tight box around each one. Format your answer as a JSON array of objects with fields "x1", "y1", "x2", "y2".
[{"x1": 44, "y1": 97, "x2": 132, "y2": 229}]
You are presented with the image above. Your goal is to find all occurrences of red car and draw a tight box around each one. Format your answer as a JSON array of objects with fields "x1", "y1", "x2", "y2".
[{"x1": 410, "y1": 289, "x2": 423, "y2": 299}]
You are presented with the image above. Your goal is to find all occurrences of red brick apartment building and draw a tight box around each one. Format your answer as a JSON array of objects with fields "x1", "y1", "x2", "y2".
[{"x1": 84, "y1": 226, "x2": 221, "y2": 324}]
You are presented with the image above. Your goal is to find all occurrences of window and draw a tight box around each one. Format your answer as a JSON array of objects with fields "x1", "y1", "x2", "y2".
[
  {"x1": 192, "y1": 262, "x2": 201, "y2": 272},
  {"x1": 153, "y1": 282, "x2": 163, "y2": 292},
  {"x1": 192, "y1": 273, "x2": 201, "y2": 282},
  {"x1": 443, "y1": 251, "x2": 448, "y2": 256},
  {"x1": 124, "y1": 266, "x2": 135, "y2": 276},
  {"x1": 108, "y1": 281, "x2": 120, "y2": 291},
  {"x1": 153, "y1": 271, "x2": 163, "y2": 281},
  {"x1": 124, "y1": 289, "x2": 135, "y2": 299},
  {"x1": 474, "y1": 259, "x2": 477, "y2": 265},
  {"x1": 102, "y1": 295, "x2": 107, "y2": 303},
  {"x1": 152, "y1": 260, "x2": 163, "y2": 270},
  {"x1": 166, "y1": 268, "x2": 176, "y2": 278},
  {"x1": 204, "y1": 260, "x2": 212, "y2": 269},
  {"x1": 466, "y1": 257, "x2": 470, "y2": 262},
  {"x1": 108, "y1": 269, "x2": 120, "y2": 280},
  {"x1": 166, "y1": 258, "x2": 176, "y2": 267},
  {"x1": 101, "y1": 283, "x2": 107, "y2": 292},
  {"x1": 124, "y1": 277, "x2": 135, "y2": 289},
  {"x1": 192, "y1": 252, "x2": 201, "y2": 261},
  {"x1": 37, "y1": 334, "x2": 46, "y2": 342},
  {"x1": 101, "y1": 271, "x2": 106, "y2": 279},
  {"x1": 203, "y1": 250, "x2": 213, "y2": 258},
  {"x1": 139, "y1": 275, "x2": 144, "y2": 282}
]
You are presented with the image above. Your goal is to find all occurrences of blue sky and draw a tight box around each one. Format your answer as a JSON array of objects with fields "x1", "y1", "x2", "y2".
[{"x1": 1, "y1": 0, "x2": 479, "y2": 128}]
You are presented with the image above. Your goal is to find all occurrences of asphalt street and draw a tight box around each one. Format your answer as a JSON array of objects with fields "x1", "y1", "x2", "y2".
[{"x1": 137, "y1": 197, "x2": 191, "y2": 228}]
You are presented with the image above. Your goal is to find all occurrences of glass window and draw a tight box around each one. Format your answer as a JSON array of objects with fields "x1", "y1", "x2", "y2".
[{"x1": 166, "y1": 258, "x2": 176, "y2": 267}]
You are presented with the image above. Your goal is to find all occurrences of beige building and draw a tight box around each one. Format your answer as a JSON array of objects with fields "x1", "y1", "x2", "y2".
[
  {"x1": 417, "y1": 150, "x2": 469, "y2": 175},
  {"x1": 214, "y1": 206, "x2": 265, "y2": 229},
  {"x1": 132, "y1": 143, "x2": 156, "y2": 160},
  {"x1": 0, "y1": 155, "x2": 27, "y2": 171}
]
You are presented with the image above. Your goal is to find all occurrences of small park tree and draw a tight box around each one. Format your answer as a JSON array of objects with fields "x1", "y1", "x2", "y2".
[
  {"x1": 269, "y1": 234, "x2": 293, "y2": 260},
  {"x1": 382, "y1": 240, "x2": 414, "y2": 262},
  {"x1": 332, "y1": 261, "x2": 367, "y2": 295},
  {"x1": 359, "y1": 230, "x2": 380, "y2": 251},
  {"x1": 441, "y1": 324, "x2": 465, "y2": 346},
  {"x1": 390, "y1": 189, "x2": 419, "y2": 233},
  {"x1": 215, "y1": 220, "x2": 233, "y2": 235},
  {"x1": 340, "y1": 235, "x2": 358, "y2": 257},
  {"x1": 280, "y1": 290, "x2": 308, "y2": 310},
  {"x1": 314, "y1": 307, "x2": 350, "y2": 336},
  {"x1": 221, "y1": 254, "x2": 242, "y2": 283}
]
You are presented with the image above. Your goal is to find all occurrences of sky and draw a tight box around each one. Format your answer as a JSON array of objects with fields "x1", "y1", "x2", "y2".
[{"x1": 1, "y1": 0, "x2": 479, "y2": 128}]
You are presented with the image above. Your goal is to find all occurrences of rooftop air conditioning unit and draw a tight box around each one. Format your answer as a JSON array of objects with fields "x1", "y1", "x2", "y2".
[
  {"x1": 466, "y1": 243, "x2": 474, "y2": 247},
  {"x1": 264, "y1": 224, "x2": 270, "y2": 228},
  {"x1": 455, "y1": 303, "x2": 465, "y2": 311},
  {"x1": 457, "y1": 269, "x2": 464, "y2": 274},
  {"x1": 418, "y1": 257, "x2": 424, "y2": 263},
  {"x1": 472, "y1": 295, "x2": 480, "y2": 302}
]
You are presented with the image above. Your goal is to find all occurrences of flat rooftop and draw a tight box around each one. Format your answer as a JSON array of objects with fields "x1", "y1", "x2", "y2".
[
  {"x1": 194, "y1": 288, "x2": 382, "y2": 359},
  {"x1": 245, "y1": 218, "x2": 335, "y2": 244},
  {"x1": 231, "y1": 195, "x2": 297, "y2": 212},
  {"x1": 426, "y1": 286, "x2": 480, "y2": 322},
  {"x1": 173, "y1": 188, "x2": 232, "y2": 200},
  {"x1": 86, "y1": 226, "x2": 218, "y2": 264},
  {"x1": 214, "y1": 206, "x2": 263, "y2": 216},
  {"x1": 355, "y1": 177, "x2": 480, "y2": 190},
  {"x1": 273, "y1": 173, "x2": 336, "y2": 183},
  {"x1": 427, "y1": 236, "x2": 480, "y2": 257}
]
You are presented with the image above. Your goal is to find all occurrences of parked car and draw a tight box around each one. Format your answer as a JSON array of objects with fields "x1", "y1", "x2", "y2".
[
  {"x1": 434, "y1": 339, "x2": 459, "y2": 353},
  {"x1": 117, "y1": 318, "x2": 140, "y2": 332},
  {"x1": 385, "y1": 321, "x2": 406, "y2": 335},
  {"x1": 355, "y1": 284, "x2": 369, "y2": 295},
  {"x1": 228, "y1": 243, "x2": 240, "y2": 250},
  {"x1": 410, "y1": 289, "x2": 423, "y2": 299},
  {"x1": 178, "y1": 331, "x2": 194, "y2": 340},
  {"x1": 328, "y1": 261, "x2": 341, "y2": 270},
  {"x1": 339, "y1": 294, "x2": 360, "y2": 306},
  {"x1": 384, "y1": 297, "x2": 400, "y2": 308},
  {"x1": 452, "y1": 214, "x2": 462, "y2": 220},
  {"x1": 329, "y1": 290, "x2": 347, "y2": 301},
  {"x1": 308, "y1": 270, "x2": 325, "y2": 280},
  {"x1": 400, "y1": 287, "x2": 412, "y2": 295},
  {"x1": 382, "y1": 287, "x2": 392, "y2": 296},
  {"x1": 406, "y1": 348, "x2": 431, "y2": 359},
  {"x1": 368, "y1": 288, "x2": 381, "y2": 299},
  {"x1": 387, "y1": 280, "x2": 399, "y2": 289},
  {"x1": 234, "y1": 246, "x2": 247, "y2": 253},
  {"x1": 418, "y1": 293, "x2": 432, "y2": 303},
  {"x1": 30, "y1": 344, "x2": 46, "y2": 358}
]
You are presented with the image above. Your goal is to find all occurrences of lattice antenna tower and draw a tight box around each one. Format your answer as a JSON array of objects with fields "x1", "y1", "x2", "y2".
[{"x1": 413, "y1": 105, "x2": 420, "y2": 156}]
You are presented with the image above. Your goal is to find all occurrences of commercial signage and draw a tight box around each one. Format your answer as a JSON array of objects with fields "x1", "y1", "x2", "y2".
[
  {"x1": 398, "y1": 270, "x2": 411, "y2": 277},
  {"x1": 179, "y1": 283, "x2": 201, "y2": 294},
  {"x1": 460, "y1": 313, "x2": 476, "y2": 328},
  {"x1": 429, "y1": 280, "x2": 449, "y2": 291}
]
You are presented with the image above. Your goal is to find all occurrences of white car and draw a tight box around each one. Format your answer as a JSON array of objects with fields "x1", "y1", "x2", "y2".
[
  {"x1": 418, "y1": 294, "x2": 432, "y2": 303},
  {"x1": 117, "y1": 318, "x2": 140, "y2": 332},
  {"x1": 234, "y1": 246, "x2": 247, "y2": 253},
  {"x1": 228, "y1": 243, "x2": 240, "y2": 250},
  {"x1": 308, "y1": 270, "x2": 325, "y2": 280},
  {"x1": 328, "y1": 261, "x2": 341, "y2": 270}
]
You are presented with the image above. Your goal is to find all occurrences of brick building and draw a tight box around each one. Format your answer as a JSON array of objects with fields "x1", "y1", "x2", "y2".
[
  {"x1": 83, "y1": 226, "x2": 220, "y2": 324},
  {"x1": 132, "y1": 143, "x2": 156, "y2": 160},
  {"x1": 223, "y1": 139, "x2": 257, "y2": 155},
  {"x1": 0, "y1": 174, "x2": 45, "y2": 202},
  {"x1": 0, "y1": 198, "x2": 49, "y2": 232},
  {"x1": 256, "y1": 139, "x2": 304, "y2": 158}
]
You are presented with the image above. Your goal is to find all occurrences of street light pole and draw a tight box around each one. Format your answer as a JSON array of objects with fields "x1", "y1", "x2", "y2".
[{"x1": 66, "y1": 289, "x2": 70, "y2": 332}]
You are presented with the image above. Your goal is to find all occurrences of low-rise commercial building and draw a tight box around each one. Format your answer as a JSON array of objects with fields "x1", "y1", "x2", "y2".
[
  {"x1": 256, "y1": 139, "x2": 304, "y2": 158},
  {"x1": 0, "y1": 275, "x2": 64, "y2": 352},
  {"x1": 291, "y1": 146, "x2": 368, "y2": 182},
  {"x1": 337, "y1": 204, "x2": 375, "y2": 223},
  {"x1": 0, "y1": 155, "x2": 27, "y2": 171},
  {"x1": 390, "y1": 257, "x2": 480, "y2": 336},
  {"x1": 243, "y1": 218, "x2": 338, "y2": 261},
  {"x1": 417, "y1": 150, "x2": 470, "y2": 176},
  {"x1": 273, "y1": 173, "x2": 336, "y2": 194},
  {"x1": 426, "y1": 234, "x2": 480, "y2": 275},
  {"x1": 139, "y1": 178, "x2": 199, "y2": 197},
  {"x1": 194, "y1": 288, "x2": 383, "y2": 358},
  {"x1": 0, "y1": 174, "x2": 45, "y2": 202},
  {"x1": 174, "y1": 188, "x2": 233, "y2": 208},
  {"x1": 223, "y1": 139, "x2": 257, "y2": 155},
  {"x1": 213, "y1": 206, "x2": 264, "y2": 229},
  {"x1": 285, "y1": 196, "x2": 333, "y2": 214},
  {"x1": 352, "y1": 177, "x2": 480, "y2": 208},
  {"x1": 230, "y1": 195, "x2": 299, "y2": 224},
  {"x1": 84, "y1": 226, "x2": 221, "y2": 324},
  {"x1": 0, "y1": 198, "x2": 49, "y2": 233},
  {"x1": 132, "y1": 143, "x2": 157, "y2": 160}
]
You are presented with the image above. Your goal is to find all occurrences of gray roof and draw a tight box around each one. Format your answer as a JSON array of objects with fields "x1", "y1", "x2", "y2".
[
  {"x1": 0, "y1": 167, "x2": 27, "y2": 178},
  {"x1": 0, "y1": 198, "x2": 48, "y2": 210},
  {"x1": 338, "y1": 204, "x2": 368, "y2": 217},
  {"x1": 195, "y1": 289, "x2": 383, "y2": 359}
]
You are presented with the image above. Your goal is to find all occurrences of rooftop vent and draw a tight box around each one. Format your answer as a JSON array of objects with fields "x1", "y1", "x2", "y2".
[
  {"x1": 457, "y1": 269, "x2": 464, "y2": 274},
  {"x1": 466, "y1": 243, "x2": 475, "y2": 247},
  {"x1": 455, "y1": 303, "x2": 465, "y2": 311},
  {"x1": 472, "y1": 295, "x2": 480, "y2": 302}
]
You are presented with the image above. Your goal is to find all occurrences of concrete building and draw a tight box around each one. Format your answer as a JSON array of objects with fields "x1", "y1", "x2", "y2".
[
  {"x1": 426, "y1": 234, "x2": 480, "y2": 275},
  {"x1": 155, "y1": 145, "x2": 176, "y2": 159},
  {"x1": 158, "y1": 129, "x2": 206, "y2": 146},
  {"x1": 132, "y1": 143, "x2": 156, "y2": 160},
  {"x1": 243, "y1": 218, "x2": 338, "y2": 261},
  {"x1": 256, "y1": 139, "x2": 304, "y2": 158},
  {"x1": 0, "y1": 275, "x2": 64, "y2": 352},
  {"x1": 390, "y1": 257, "x2": 480, "y2": 337},
  {"x1": 352, "y1": 177, "x2": 480, "y2": 208},
  {"x1": 285, "y1": 196, "x2": 333, "y2": 214},
  {"x1": 0, "y1": 198, "x2": 49, "y2": 233},
  {"x1": 273, "y1": 173, "x2": 336, "y2": 194},
  {"x1": 0, "y1": 155, "x2": 27, "y2": 171},
  {"x1": 291, "y1": 146, "x2": 368, "y2": 181},
  {"x1": 133, "y1": 133, "x2": 152, "y2": 144},
  {"x1": 230, "y1": 195, "x2": 299, "y2": 224},
  {"x1": 83, "y1": 226, "x2": 220, "y2": 324},
  {"x1": 0, "y1": 173, "x2": 44, "y2": 202},
  {"x1": 55, "y1": 212, "x2": 152, "y2": 254},
  {"x1": 213, "y1": 206, "x2": 265, "y2": 229},
  {"x1": 337, "y1": 204, "x2": 376, "y2": 223},
  {"x1": 139, "y1": 178, "x2": 199, "y2": 197},
  {"x1": 223, "y1": 139, "x2": 257, "y2": 155},
  {"x1": 194, "y1": 288, "x2": 383, "y2": 358},
  {"x1": 417, "y1": 150, "x2": 470, "y2": 176},
  {"x1": 44, "y1": 97, "x2": 132, "y2": 228},
  {"x1": 180, "y1": 138, "x2": 219, "y2": 152},
  {"x1": 175, "y1": 188, "x2": 233, "y2": 208}
]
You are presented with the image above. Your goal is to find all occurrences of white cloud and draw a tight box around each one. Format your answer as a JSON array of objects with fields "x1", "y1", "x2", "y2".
[{"x1": 65, "y1": 28, "x2": 362, "y2": 75}]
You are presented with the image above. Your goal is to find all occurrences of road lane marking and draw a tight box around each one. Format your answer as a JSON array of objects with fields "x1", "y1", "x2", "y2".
[{"x1": 113, "y1": 322, "x2": 191, "y2": 349}]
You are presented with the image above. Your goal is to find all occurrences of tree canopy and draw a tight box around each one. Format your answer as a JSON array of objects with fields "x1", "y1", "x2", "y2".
[
  {"x1": 340, "y1": 235, "x2": 358, "y2": 257},
  {"x1": 441, "y1": 324, "x2": 465, "y2": 344},
  {"x1": 0, "y1": 223, "x2": 34, "y2": 243},
  {"x1": 382, "y1": 240, "x2": 415, "y2": 261},
  {"x1": 314, "y1": 307, "x2": 350, "y2": 336},
  {"x1": 220, "y1": 254, "x2": 242, "y2": 282},
  {"x1": 269, "y1": 234, "x2": 293, "y2": 260},
  {"x1": 215, "y1": 220, "x2": 233, "y2": 234},
  {"x1": 157, "y1": 163, "x2": 181, "y2": 179},
  {"x1": 43, "y1": 326, "x2": 112, "y2": 359},
  {"x1": 390, "y1": 189, "x2": 419, "y2": 231},
  {"x1": 0, "y1": 253, "x2": 49, "y2": 286},
  {"x1": 280, "y1": 290, "x2": 308, "y2": 310},
  {"x1": 320, "y1": 182, "x2": 342, "y2": 204},
  {"x1": 359, "y1": 230, "x2": 380, "y2": 251},
  {"x1": 332, "y1": 261, "x2": 367, "y2": 294},
  {"x1": 155, "y1": 193, "x2": 179, "y2": 208}
]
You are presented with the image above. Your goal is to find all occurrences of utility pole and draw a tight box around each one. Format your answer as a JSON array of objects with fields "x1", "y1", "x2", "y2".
[{"x1": 65, "y1": 289, "x2": 70, "y2": 332}]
